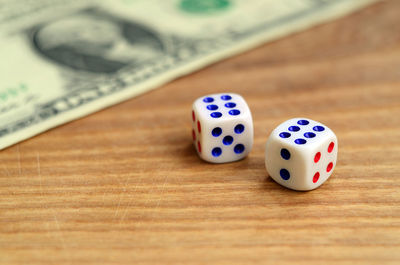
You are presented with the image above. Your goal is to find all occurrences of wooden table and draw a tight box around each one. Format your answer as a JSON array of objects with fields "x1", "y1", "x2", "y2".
[{"x1": 1, "y1": 1, "x2": 400, "y2": 264}]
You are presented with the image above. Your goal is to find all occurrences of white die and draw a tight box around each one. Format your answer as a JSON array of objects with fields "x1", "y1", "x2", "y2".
[
  {"x1": 265, "y1": 118, "x2": 338, "y2": 191},
  {"x1": 191, "y1": 93, "x2": 253, "y2": 163}
]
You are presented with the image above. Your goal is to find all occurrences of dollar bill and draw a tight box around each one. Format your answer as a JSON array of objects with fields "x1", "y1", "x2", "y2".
[{"x1": 0, "y1": 0, "x2": 379, "y2": 150}]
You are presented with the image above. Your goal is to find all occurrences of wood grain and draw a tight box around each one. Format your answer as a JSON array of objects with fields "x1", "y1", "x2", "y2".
[{"x1": 1, "y1": 1, "x2": 400, "y2": 264}]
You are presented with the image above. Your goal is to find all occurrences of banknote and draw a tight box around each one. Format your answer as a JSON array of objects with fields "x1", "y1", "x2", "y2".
[{"x1": 0, "y1": 0, "x2": 379, "y2": 150}]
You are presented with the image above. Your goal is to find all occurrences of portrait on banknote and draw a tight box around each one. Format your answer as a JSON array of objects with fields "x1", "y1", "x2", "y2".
[{"x1": 32, "y1": 9, "x2": 166, "y2": 74}]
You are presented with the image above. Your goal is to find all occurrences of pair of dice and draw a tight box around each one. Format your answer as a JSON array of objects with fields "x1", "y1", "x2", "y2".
[{"x1": 191, "y1": 93, "x2": 338, "y2": 191}]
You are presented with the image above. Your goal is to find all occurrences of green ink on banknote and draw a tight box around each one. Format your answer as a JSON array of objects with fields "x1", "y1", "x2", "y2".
[
  {"x1": 180, "y1": 0, "x2": 230, "y2": 14},
  {"x1": 0, "y1": 84, "x2": 28, "y2": 102}
]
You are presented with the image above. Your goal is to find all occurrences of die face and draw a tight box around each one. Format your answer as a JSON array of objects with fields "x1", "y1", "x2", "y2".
[
  {"x1": 192, "y1": 93, "x2": 253, "y2": 163},
  {"x1": 305, "y1": 135, "x2": 338, "y2": 189},
  {"x1": 265, "y1": 118, "x2": 338, "y2": 191},
  {"x1": 265, "y1": 134, "x2": 308, "y2": 190},
  {"x1": 273, "y1": 118, "x2": 334, "y2": 150},
  {"x1": 200, "y1": 117, "x2": 253, "y2": 163},
  {"x1": 193, "y1": 93, "x2": 251, "y2": 123}
]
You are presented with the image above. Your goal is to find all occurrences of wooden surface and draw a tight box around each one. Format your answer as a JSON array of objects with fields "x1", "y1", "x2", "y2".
[{"x1": 1, "y1": 1, "x2": 400, "y2": 264}]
